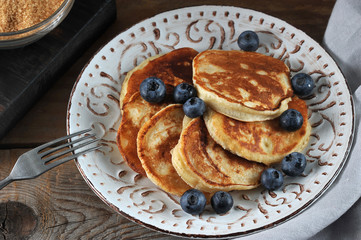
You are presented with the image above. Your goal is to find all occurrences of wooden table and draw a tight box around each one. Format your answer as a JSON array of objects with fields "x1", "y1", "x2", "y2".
[{"x1": 0, "y1": 0, "x2": 336, "y2": 239}]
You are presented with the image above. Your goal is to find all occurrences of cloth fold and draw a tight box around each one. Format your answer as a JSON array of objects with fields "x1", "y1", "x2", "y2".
[
  {"x1": 237, "y1": 0, "x2": 361, "y2": 239},
  {"x1": 322, "y1": 0, "x2": 361, "y2": 93}
]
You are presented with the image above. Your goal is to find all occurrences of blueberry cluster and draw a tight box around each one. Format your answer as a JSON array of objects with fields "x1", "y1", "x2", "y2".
[
  {"x1": 139, "y1": 77, "x2": 205, "y2": 118},
  {"x1": 140, "y1": 31, "x2": 315, "y2": 211},
  {"x1": 278, "y1": 72, "x2": 315, "y2": 132},
  {"x1": 180, "y1": 189, "x2": 233, "y2": 215},
  {"x1": 261, "y1": 152, "x2": 307, "y2": 191}
]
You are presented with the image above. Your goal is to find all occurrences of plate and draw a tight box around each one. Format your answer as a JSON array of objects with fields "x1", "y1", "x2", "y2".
[{"x1": 66, "y1": 6, "x2": 354, "y2": 238}]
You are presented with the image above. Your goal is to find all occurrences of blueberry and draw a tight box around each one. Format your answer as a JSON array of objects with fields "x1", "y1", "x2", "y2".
[
  {"x1": 183, "y1": 97, "x2": 206, "y2": 118},
  {"x1": 211, "y1": 191, "x2": 233, "y2": 214},
  {"x1": 237, "y1": 30, "x2": 259, "y2": 52},
  {"x1": 279, "y1": 109, "x2": 303, "y2": 131},
  {"x1": 282, "y1": 152, "x2": 307, "y2": 176},
  {"x1": 180, "y1": 189, "x2": 206, "y2": 215},
  {"x1": 261, "y1": 168, "x2": 284, "y2": 191},
  {"x1": 291, "y1": 73, "x2": 315, "y2": 97},
  {"x1": 139, "y1": 77, "x2": 166, "y2": 103},
  {"x1": 173, "y1": 83, "x2": 197, "y2": 104}
]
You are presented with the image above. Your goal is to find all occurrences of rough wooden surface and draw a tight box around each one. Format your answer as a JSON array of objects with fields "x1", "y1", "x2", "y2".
[{"x1": 0, "y1": 0, "x2": 336, "y2": 239}]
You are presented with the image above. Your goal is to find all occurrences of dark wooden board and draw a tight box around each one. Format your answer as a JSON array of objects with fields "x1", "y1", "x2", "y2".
[{"x1": 0, "y1": 0, "x2": 116, "y2": 140}]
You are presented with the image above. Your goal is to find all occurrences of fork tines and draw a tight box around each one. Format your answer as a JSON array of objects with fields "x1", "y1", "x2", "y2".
[
  {"x1": 36, "y1": 129, "x2": 100, "y2": 166},
  {"x1": 45, "y1": 144, "x2": 101, "y2": 170}
]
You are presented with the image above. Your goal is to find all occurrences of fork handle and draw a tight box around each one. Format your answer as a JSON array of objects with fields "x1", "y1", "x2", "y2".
[{"x1": 0, "y1": 176, "x2": 13, "y2": 190}]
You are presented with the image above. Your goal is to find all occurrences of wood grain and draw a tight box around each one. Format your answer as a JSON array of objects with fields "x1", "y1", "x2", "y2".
[
  {"x1": 0, "y1": 0, "x2": 336, "y2": 239},
  {"x1": 0, "y1": 150, "x2": 172, "y2": 240}
]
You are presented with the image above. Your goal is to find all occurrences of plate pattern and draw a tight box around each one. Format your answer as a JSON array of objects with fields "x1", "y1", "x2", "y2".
[{"x1": 67, "y1": 6, "x2": 354, "y2": 238}]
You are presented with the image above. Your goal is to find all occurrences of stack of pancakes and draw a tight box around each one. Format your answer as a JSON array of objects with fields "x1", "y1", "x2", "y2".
[{"x1": 116, "y1": 47, "x2": 311, "y2": 196}]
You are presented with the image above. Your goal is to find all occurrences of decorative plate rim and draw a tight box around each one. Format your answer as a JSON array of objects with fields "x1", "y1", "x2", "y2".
[{"x1": 66, "y1": 5, "x2": 355, "y2": 239}]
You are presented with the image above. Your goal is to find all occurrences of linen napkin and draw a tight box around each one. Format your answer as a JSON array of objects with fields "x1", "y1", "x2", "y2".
[{"x1": 238, "y1": 0, "x2": 361, "y2": 239}]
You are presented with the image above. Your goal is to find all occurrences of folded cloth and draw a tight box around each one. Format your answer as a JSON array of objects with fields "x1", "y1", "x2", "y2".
[
  {"x1": 237, "y1": 0, "x2": 361, "y2": 239},
  {"x1": 309, "y1": 0, "x2": 361, "y2": 238}
]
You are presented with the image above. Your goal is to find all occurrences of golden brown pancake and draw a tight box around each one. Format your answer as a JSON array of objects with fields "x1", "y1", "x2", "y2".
[
  {"x1": 204, "y1": 96, "x2": 311, "y2": 165},
  {"x1": 119, "y1": 47, "x2": 199, "y2": 108},
  {"x1": 172, "y1": 117, "x2": 267, "y2": 193},
  {"x1": 193, "y1": 50, "x2": 293, "y2": 121},
  {"x1": 116, "y1": 92, "x2": 169, "y2": 176},
  {"x1": 117, "y1": 48, "x2": 198, "y2": 176},
  {"x1": 137, "y1": 104, "x2": 192, "y2": 196}
]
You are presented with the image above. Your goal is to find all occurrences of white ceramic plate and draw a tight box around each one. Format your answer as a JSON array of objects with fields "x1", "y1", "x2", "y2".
[{"x1": 66, "y1": 6, "x2": 354, "y2": 238}]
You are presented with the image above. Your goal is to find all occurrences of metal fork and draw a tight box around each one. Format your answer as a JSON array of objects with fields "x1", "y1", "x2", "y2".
[{"x1": 0, "y1": 129, "x2": 101, "y2": 190}]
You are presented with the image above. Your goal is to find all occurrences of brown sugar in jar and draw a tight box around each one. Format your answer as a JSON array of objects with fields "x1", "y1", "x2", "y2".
[{"x1": 0, "y1": 0, "x2": 65, "y2": 33}]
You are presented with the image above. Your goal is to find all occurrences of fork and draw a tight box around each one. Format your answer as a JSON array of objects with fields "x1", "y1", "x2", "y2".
[{"x1": 0, "y1": 129, "x2": 101, "y2": 190}]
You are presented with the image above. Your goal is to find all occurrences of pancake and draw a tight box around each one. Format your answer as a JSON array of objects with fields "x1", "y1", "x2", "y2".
[
  {"x1": 203, "y1": 96, "x2": 311, "y2": 165},
  {"x1": 116, "y1": 92, "x2": 169, "y2": 176},
  {"x1": 137, "y1": 104, "x2": 191, "y2": 196},
  {"x1": 117, "y1": 47, "x2": 198, "y2": 175},
  {"x1": 171, "y1": 117, "x2": 267, "y2": 193},
  {"x1": 192, "y1": 50, "x2": 293, "y2": 121},
  {"x1": 119, "y1": 47, "x2": 199, "y2": 109}
]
